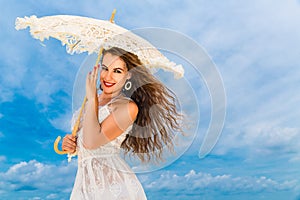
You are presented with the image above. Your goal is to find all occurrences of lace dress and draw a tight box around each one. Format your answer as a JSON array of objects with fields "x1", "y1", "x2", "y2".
[{"x1": 69, "y1": 102, "x2": 147, "y2": 200}]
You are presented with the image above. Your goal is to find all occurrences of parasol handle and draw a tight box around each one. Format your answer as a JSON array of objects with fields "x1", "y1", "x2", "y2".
[
  {"x1": 53, "y1": 9, "x2": 115, "y2": 155},
  {"x1": 110, "y1": 9, "x2": 117, "y2": 23},
  {"x1": 53, "y1": 136, "x2": 68, "y2": 154},
  {"x1": 53, "y1": 96, "x2": 88, "y2": 154},
  {"x1": 53, "y1": 48, "x2": 103, "y2": 155}
]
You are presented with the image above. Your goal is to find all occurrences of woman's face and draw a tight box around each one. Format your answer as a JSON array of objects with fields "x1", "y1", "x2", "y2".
[{"x1": 100, "y1": 53, "x2": 130, "y2": 97}]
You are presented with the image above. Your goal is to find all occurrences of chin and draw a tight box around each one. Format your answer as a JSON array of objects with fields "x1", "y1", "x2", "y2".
[
  {"x1": 103, "y1": 87, "x2": 121, "y2": 95},
  {"x1": 102, "y1": 88, "x2": 114, "y2": 94}
]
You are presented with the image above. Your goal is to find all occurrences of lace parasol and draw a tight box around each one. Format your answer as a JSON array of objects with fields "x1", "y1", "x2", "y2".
[{"x1": 15, "y1": 14, "x2": 184, "y2": 79}]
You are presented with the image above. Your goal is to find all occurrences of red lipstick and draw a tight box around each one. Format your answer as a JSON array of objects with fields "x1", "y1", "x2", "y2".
[{"x1": 103, "y1": 81, "x2": 115, "y2": 88}]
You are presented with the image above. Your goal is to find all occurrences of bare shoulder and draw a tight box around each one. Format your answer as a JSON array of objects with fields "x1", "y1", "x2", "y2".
[
  {"x1": 120, "y1": 99, "x2": 138, "y2": 114},
  {"x1": 127, "y1": 100, "x2": 139, "y2": 116},
  {"x1": 110, "y1": 98, "x2": 138, "y2": 119}
]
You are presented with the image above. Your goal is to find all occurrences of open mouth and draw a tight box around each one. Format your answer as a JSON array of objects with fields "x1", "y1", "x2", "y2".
[{"x1": 103, "y1": 81, "x2": 116, "y2": 88}]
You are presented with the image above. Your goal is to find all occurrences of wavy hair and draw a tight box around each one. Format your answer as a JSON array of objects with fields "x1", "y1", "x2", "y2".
[{"x1": 102, "y1": 47, "x2": 183, "y2": 163}]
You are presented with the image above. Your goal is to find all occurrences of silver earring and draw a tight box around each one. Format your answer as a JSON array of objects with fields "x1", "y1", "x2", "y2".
[{"x1": 124, "y1": 80, "x2": 132, "y2": 91}]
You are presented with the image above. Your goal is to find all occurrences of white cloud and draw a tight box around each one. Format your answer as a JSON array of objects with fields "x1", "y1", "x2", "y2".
[
  {"x1": 49, "y1": 111, "x2": 73, "y2": 132},
  {"x1": 28, "y1": 197, "x2": 41, "y2": 200},
  {"x1": 214, "y1": 123, "x2": 300, "y2": 160},
  {"x1": 144, "y1": 169, "x2": 298, "y2": 193},
  {"x1": 46, "y1": 193, "x2": 58, "y2": 199},
  {"x1": 0, "y1": 160, "x2": 77, "y2": 198}
]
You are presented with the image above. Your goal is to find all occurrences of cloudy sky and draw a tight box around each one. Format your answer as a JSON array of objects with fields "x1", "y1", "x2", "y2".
[{"x1": 0, "y1": 0, "x2": 300, "y2": 199}]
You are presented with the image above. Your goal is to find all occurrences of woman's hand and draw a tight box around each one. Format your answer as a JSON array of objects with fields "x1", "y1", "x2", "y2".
[
  {"x1": 62, "y1": 134, "x2": 77, "y2": 153},
  {"x1": 86, "y1": 65, "x2": 100, "y2": 101}
]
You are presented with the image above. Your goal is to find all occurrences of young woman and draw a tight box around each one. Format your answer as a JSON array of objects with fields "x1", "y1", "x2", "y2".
[{"x1": 62, "y1": 47, "x2": 183, "y2": 199}]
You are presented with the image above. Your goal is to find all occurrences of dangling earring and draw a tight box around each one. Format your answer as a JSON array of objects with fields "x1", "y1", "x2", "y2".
[{"x1": 124, "y1": 80, "x2": 132, "y2": 91}]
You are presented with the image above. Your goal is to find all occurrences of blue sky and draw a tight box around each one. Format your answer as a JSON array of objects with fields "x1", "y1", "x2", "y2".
[{"x1": 1, "y1": 0, "x2": 300, "y2": 199}]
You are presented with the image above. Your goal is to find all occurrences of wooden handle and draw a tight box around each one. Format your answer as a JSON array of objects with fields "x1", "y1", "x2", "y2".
[
  {"x1": 110, "y1": 9, "x2": 117, "y2": 23},
  {"x1": 53, "y1": 9, "x2": 116, "y2": 155},
  {"x1": 53, "y1": 136, "x2": 68, "y2": 155}
]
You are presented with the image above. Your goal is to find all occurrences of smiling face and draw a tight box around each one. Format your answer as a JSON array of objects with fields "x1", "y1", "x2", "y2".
[{"x1": 100, "y1": 52, "x2": 130, "y2": 97}]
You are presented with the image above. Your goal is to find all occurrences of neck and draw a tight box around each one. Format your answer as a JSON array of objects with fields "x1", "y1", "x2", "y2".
[{"x1": 99, "y1": 92, "x2": 122, "y2": 104}]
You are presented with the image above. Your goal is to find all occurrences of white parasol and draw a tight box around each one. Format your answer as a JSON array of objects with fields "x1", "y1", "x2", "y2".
[{"x1": 15, "y1": 13, "x2": 184, "y2": 79}]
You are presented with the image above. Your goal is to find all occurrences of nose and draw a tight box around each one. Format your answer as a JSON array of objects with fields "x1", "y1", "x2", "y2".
[{"x1": 103, "y1": 70, "x2": 113, "y2": 81}]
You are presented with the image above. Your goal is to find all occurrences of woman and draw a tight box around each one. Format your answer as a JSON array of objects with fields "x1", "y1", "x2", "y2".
[{"x1": 62, "y1": 47, "x2": 183, "y2": 199}]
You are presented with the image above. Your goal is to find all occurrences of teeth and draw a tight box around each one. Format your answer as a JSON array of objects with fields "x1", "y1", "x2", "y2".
[{"x1": 104, "y1": 82, "x2": 114, "y2": 86}]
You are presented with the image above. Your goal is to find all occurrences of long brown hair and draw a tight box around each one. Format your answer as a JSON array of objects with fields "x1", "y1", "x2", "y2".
[{"x1": 102, "y1": 47, "x2": 183, "y2": 163}]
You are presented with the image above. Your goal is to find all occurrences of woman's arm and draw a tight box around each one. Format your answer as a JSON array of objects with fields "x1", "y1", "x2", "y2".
[
  {"x1": 83, "y1": 64, "x2": 138, "y2": 149},
  {"x1": 82, "y1": 99, "x2": 138, "y2": 149}
]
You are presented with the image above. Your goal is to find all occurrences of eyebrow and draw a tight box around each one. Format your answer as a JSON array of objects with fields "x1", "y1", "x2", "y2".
[
  {"x1": 114, "y1": 67, "x2": 125, "y2": 71},
  {"x1": 101, "y1": 64, "x2": 125, "y2": 71}
]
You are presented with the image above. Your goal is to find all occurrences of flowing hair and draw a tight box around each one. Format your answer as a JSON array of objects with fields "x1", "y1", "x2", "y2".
[{"x1": 102, "y1": 47, "x2": 183, "y2": 163}]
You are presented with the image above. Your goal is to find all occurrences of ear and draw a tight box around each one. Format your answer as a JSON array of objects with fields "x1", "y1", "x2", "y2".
[{"x1": 127, "y1": 72, "x2": 132, "y2": 79}]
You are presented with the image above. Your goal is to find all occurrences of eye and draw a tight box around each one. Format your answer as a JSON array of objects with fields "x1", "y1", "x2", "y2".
[
  {"x1": 114, "y1": 69, "x2": 122, "y2": 73},
  {"x1": 101, "y1": 65, "x2": 108, "y2": 71}
]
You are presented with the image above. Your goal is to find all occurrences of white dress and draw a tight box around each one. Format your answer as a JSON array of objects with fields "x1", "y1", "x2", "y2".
[{"x1": 70, "y1": 102, "x2": 147, "y2": 200}]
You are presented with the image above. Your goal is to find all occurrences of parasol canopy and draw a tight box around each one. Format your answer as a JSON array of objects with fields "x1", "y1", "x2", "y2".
[{"x1": 15, "y1": 14, "x2": 184, "y2": 79}]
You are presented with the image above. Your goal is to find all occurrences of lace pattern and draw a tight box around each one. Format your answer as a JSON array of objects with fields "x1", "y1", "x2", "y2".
[
  {"x1": 15, "y1": 15, "x2": 184, "y2": 79},
  {"x1": 70, "y1": 104, "x2": 147, "y2": 200}
]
